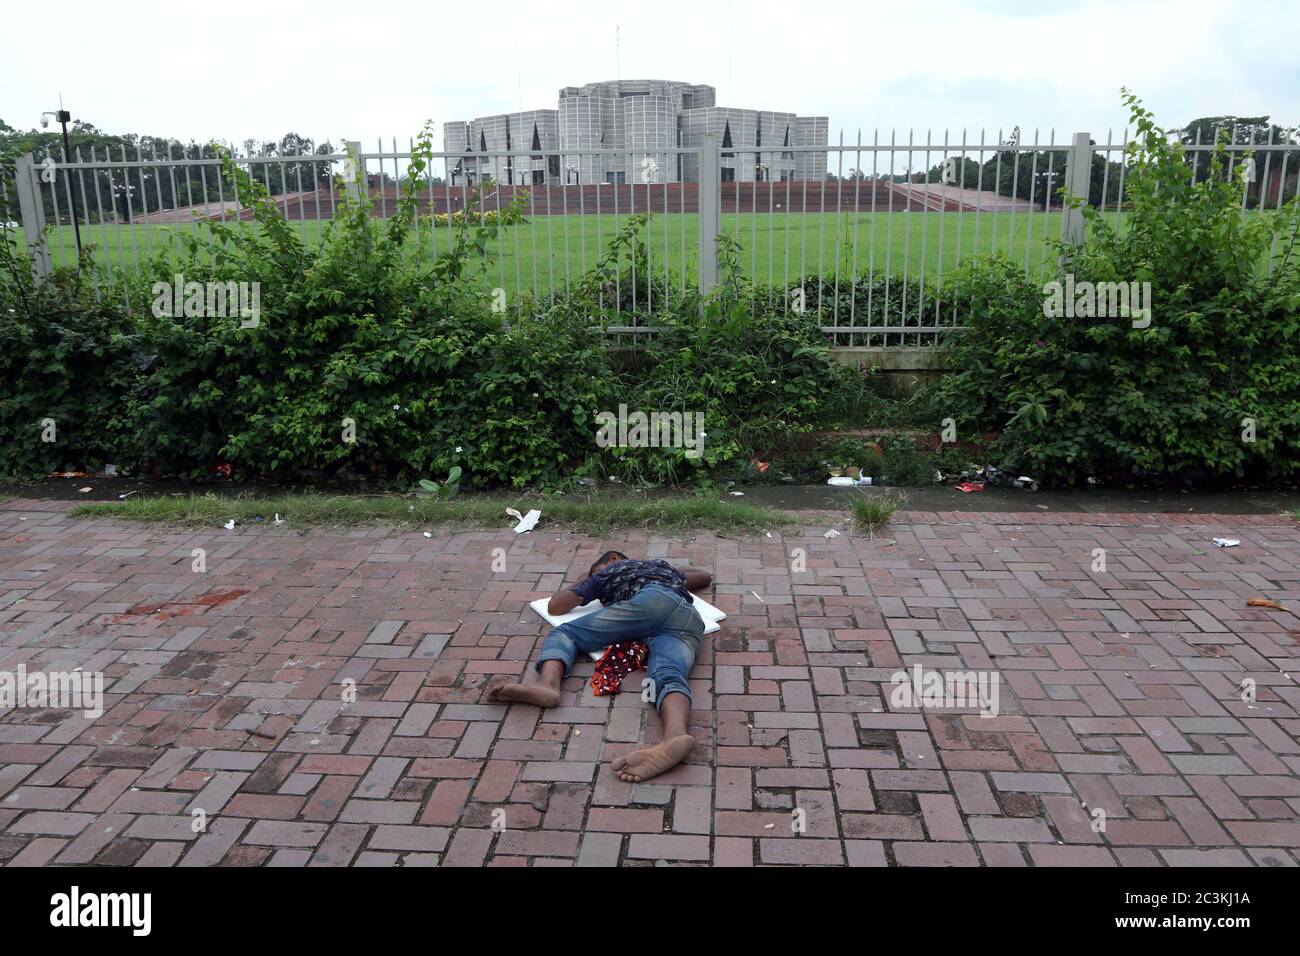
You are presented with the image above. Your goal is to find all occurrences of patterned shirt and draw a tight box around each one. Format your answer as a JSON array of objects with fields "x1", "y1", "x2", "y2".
[{"x1": 569, "y1": 559, "x2": 692, "y2": 606}]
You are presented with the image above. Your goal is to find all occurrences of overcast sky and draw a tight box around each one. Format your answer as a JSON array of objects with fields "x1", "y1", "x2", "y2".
[{"x1": 3, "y1": 0, "x2": 1295, "y2": 151}]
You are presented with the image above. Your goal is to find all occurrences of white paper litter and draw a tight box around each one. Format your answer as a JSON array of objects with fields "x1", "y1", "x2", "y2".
[
  {"x1": 506, "y1": 508, "x2": 541, "y2": 533},
  {"x1": 1213, "y1": 538, "x2": 1240, "y2": 548},
  {"x1": 824, "y1": 529, "x2": 841, "y2": 539}
]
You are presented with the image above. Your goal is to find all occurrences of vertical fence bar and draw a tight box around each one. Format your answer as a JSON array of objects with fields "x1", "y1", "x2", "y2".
[
  {"x1": 15, "y1": 153, "x2": 52, "y2": 279},
  {"x1": 343, "y1": 141, "x2": 365, "y2": 207},
  {"x1": 1060, "y1": 131, "x2": 1092, "y2": 257},
  {"x1": 867, "y1": 129, "x2": 878, "y2": 336},
  {"x1": 697, "y1": 133, "x2": 720, "y2": 298}
]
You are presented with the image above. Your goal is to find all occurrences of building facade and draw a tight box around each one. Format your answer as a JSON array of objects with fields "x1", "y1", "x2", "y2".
[{"x1": 446, "y1": 79, "x2": 827, "y2": 186}]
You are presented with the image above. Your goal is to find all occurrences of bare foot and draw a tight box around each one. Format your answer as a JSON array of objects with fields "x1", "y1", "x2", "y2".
[
  {"x1": 484, "y1": 680, "x2": 559, "y2": 708},
  {"x1": 612, "y1": 734, "x2": 696, "y2": 783}
]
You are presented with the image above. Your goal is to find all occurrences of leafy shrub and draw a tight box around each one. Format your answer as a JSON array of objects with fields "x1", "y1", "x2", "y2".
[
  {"x1": 122, "y1": 127, "x2": 608, "y2": 487},
  {"x1": 596, "y1": 234, "x2": 849, "y2": 486},
  {"x1": 0, "y1": 239, "x2": 142, "y2": 477},
  {"x1": 930, "y1": 92, "x2": 1300, "y2": 485}
]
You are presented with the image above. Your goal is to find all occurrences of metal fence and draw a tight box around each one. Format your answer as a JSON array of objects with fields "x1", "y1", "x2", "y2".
[{"x1": 4, "y1": 126, "x2": 1297, "y2": 347}]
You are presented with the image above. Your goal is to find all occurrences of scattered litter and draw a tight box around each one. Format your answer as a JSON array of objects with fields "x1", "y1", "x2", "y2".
[
  {"x1": 751, "y1": 590, "x2": 765, "y2": 603},
  {"x1": 1011, "y1": 476, "x2": 1039, "y2": 492},
  {"x1": 253, "y1": 514, "x2": 264, "y2": 523},
  {"x1": 577, "y1": 477, "x2": 597, "y2": 487},
  {"x1": 423, "y1": 532, "x2": 432, "y2": 538},
  {"x1": 1035, "y1": 504, "x2": 1049, "y2": 510},
  {"x1": 117, "y1": 491, "x2": 137, "y2": 499},
  {"x1": 763, "y1": 823, "x2": 775, "y2": 830},
  {"x1": 827, "y1": 476, "x2": 872, "y2": 487},
  {"x1": 506, "y1": 507, "x2": 541, "y2": 534},
  {"x1": 824, "y1": 529, "x2": 841, "y2": 539},
  {"x1": 1213, "y1": 538, "x2": 1240, "y2": 548},
  {"x1": 78, "y1": 486, "x2": 92, "y2": 494},
  {"x1": 730, "y1": 491, "x2": 745, "y2": 496},
  {"x1": 1248, "y1": 597, "x2": 1298, "y2": 618},
  {"x1": 753, "y1": 460, "x2": 770, "y2": 474},
  {"x1": 103, "y1": 464, "x2": 118, "y2": 477},
  {"x1": 48, "y1": 470, "x2": 87, "y2": 478},
  {"x1": 223, "y1": 519, "x2": 236, "y2": 530},
  {"x1": 956, "y1": 480, "x2": 985, "y2": 493},
  {"x1": 273, "y1": 514, "x2": 284, "y2": 526}
]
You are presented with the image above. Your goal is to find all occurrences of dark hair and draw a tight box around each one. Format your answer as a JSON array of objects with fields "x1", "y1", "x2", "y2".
[{"x1": 589, "y1": 550, "x2": 628, "y2": 576}]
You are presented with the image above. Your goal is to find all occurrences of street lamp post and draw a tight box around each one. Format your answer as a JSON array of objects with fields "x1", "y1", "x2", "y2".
[{"x1": 41, "y1": 107, "x2": 81, "y2": 257}]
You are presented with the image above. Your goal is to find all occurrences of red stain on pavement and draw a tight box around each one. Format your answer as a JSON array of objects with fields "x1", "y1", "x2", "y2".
[{"x1": 111, "y1": 587, "x2": 251, "y2": 624}]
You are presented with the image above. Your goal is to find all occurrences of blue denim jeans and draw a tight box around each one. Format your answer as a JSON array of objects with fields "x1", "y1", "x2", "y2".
[{"x1": 537, "y1": 583, "x2": 704, "y2": 710}]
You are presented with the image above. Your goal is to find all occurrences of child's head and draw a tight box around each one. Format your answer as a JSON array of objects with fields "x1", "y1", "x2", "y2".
[{"x1": 589, "y1": 550, "x2": 629, "y2": 576}]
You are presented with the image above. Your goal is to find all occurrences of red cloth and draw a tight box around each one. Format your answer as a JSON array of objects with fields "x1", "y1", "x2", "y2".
[{"x1": 590, "y1": 641, "x2": 648, "y2": 696}]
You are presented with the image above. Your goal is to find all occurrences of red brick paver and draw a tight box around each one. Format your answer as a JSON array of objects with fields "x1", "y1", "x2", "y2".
[{"x1": 1, "y1": 501, "x2": 1298, "y2": 866}]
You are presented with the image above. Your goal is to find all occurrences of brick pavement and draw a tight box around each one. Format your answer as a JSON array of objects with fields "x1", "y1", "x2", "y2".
[{"x1": 1, "y1": 500, "x2": 1298, "y2": 867}]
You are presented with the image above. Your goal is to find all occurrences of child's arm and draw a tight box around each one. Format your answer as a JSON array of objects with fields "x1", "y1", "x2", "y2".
[
  {"x1": 548, "y1": 573, "x2": 603, "y2": 616},
  {"x1": 547, "y1": 588, "x2": 585, "y2": 616},
  {"x1": 677, "y1": 567, "x2": 713, "y2": 592}
]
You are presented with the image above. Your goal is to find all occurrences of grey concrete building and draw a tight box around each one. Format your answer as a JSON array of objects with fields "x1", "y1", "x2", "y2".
[{"x1": 446, "y1": 79, "x2": 827, "y2": 186}]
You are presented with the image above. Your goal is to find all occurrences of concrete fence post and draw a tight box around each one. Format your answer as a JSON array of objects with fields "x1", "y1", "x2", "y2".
[
  {"x1": 697, "y1": 133, "x2": 721, "y2": 299},
  {"x1": 1060, "y1": 131, "x2": 1092, "y2": 254},
  {"x1": 343, "y1": 140, "x2": 366, "y2": 207},
  {"x1": 15, "y1": 153, "x2": 52, "y2": 280}
]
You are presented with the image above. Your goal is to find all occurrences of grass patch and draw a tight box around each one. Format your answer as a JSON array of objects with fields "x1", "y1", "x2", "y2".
[
  {"x1": 38, "y1": 210, "x2": 1070, "y2": 288},
  {"x1": 69, "y1": 492, "x2": 792, "y2": 537},
  {"x1": 851, "y1": 490, "x2": 908, "y2": 531}
]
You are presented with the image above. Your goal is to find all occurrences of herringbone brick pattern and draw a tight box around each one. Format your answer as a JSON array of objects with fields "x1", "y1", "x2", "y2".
[{"x1": 1, "y1": 501, "x2": 1297, "y2": 866}]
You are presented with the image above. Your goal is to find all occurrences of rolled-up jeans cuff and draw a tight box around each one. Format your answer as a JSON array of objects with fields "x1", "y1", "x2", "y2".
[
  {"x1": 654, "y1": 681, "x2": 692, "y2": 711},
  {"x1": 536, "y1": 626, "x2": 579, "y2": 677}
]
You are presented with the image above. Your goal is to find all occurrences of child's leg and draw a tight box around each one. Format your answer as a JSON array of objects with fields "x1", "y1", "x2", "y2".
[
  {"x1": 487, "y1": 589, "x2": 678, "y2": 708},
  {"x1": 612, "y1": 616, "x2": 702, "y2": 782}
]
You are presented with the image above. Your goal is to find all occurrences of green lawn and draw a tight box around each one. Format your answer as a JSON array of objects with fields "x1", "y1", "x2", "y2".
[{"x1": 19, "y1": 209, "x2": 1077, "y2": 294}]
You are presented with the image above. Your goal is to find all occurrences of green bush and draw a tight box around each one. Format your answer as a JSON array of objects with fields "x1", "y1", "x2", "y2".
[
  {"x1": 0, "y1": 240, "x2": 142, "y2": 477},
  {"x1": 0, "y1": 130, "x2": 844, "y2": 489},
  {"x1": 930, "y1": 91, "x2": 1300, "y2": 485}
]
